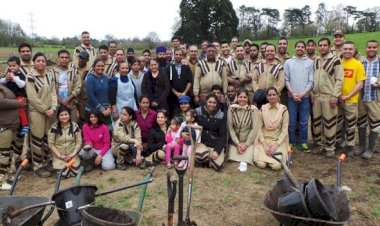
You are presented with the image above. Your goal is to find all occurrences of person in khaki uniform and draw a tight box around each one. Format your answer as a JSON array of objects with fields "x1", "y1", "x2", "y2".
[
  {"x1": 51, "y1": 50, "x2": 81, "y2": 123},
  {"x1": 74, "y1": 51, "x2": 91, "y2": 125},
  {"x1": 0, "y1": 85, "x2": 26, "y2": 190},
  {"x1": 25, "y1": 52, "x2": 57, "y2": 178},
  {"x1": 227, "y1": 89, "x2": 260, "y2": 164},
  {"x1": 311, "y1": 38, "x2": 343, "y2": 157},
  {"x1": 227, "y1": 45, "x2": 253, "y2": 99},
  {"x1": 73, "y1": 31, "x2": 97, "y2": 67},
  {"x1": 252, "y1": 44, "x2": 285, "y2": 95},
  {"x1": 193, "y1": 44, "x2": 228, "y2": 105},
  {"x1": 357, "y1": 40, "x2": 380, "y2": 159},
  {"x1": 48, "y1": 106, "x2": 81, "y2": 178},
  {"x1": 275, "y1": 37, "x2": 291, "y2": 64},
  {"x1": 112, "y1": 106, "x2": 143, "y2": 170},
  {"x1": 18, "y1": 43, "x2": 34, "y2": 77},
  {"x1": 336, "y1": 41, "x2": 366, "y2": 156},
  {"x1": 331, "y1": 29, "x2": 361, "y2": 60},
  {"x1": 254, "y1": 87, "x2": 289, "y2": 170}
]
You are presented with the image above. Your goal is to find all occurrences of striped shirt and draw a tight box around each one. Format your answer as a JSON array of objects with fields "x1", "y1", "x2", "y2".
[{"x1": 362, "y1": 57, "x2": 380, "y2": 102}]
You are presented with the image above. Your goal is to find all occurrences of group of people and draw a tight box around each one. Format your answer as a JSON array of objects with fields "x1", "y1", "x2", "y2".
[{"x1": 0, "y1": 29, "x2": 379, "y2": 191}]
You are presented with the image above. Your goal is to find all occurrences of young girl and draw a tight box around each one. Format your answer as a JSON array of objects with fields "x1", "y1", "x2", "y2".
[
  {"x1": 165, "y1": 117, "x2": 183, "y2": 168},
  {"x1": 178, "y1": 110, "x2": 200, "y2": 169},
  {"x1": 112, "y1": 106, "x2": 143, "y2": 170}
]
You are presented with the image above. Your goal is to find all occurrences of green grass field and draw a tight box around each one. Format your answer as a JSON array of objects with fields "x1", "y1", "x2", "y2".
[{"x1": 0, "y1": 31, "x2": 380, "y2": 62}]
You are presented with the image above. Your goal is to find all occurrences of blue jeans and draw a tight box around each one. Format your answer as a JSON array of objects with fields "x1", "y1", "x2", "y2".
[{"x1": 288, "y1": 96, "x2": 310, "y2": 144}]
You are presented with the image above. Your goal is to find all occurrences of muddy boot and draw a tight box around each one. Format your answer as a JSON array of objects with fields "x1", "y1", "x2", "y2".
[
  {"x1": 355, "y1": 128, "x2": 367, "y2": 155},
  {"x1": 362, "y1": 132, "x2": 378, "y2": 159}
]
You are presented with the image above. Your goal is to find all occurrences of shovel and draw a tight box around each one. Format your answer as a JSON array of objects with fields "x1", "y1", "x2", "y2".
[{"x1": 272, "y1": 152, "x2": 300, "y2": 189}]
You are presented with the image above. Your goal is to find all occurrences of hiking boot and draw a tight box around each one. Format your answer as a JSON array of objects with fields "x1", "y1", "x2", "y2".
[
  {"x1": 325, "y1": 150, "x2": 335, "y2": 158},
  {"x1": 300, "y1": 143, "x2": 310, "y2": 153},
  {"x1": 116, "y1": 163, "x2": 127, "y2": 170},
  {"x1": 35, "y1": 168, "x2": 52, "y2": 178}
]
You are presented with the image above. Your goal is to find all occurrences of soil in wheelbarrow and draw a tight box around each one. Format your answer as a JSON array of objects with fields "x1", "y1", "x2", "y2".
[{"x1": 1, "y1": 145, "x2": 380, "y2": 226}]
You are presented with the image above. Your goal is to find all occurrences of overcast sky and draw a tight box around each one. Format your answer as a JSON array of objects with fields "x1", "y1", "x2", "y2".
[{"x1": 0, "y1": 0, "x2": 375, "y2": 41}]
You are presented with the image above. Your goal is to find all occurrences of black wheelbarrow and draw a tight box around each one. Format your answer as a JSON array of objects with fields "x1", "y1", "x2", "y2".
[
  {"x1": 0, "y1": 160, "x2": 55, "y2": 226},
  {"x1": 52, "y1": 166, "x2": 154, "y2": 226},
  {"x1": 263, "y1": 153, "x2": 352, "y2": 226}
]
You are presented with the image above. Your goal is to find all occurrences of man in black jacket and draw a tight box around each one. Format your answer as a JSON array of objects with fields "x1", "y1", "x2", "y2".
[{"x1": 166, "y1": 48, "x2": 193, "y2": 117}]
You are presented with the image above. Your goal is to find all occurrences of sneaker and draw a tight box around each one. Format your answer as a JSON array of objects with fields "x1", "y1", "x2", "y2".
[
  {"x1": 19, "y1": 126, "x2": 29, "y2": 138},
  {"x1": 35, "y1": 168, "x2": 52, "y2": 178},
  {"x1": 116, "y1": 163, "x2": 127, "y2": 170},
  {"x1": 300, "y1": 143, "x2": 310, "y2": 153},
  {"x1": 0, "y1": 182, "x2": 12, "y2": 190}
]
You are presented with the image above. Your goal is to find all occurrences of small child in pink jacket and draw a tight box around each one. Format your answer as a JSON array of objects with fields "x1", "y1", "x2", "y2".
[{"x1": 165, "y1": 117, "x2": 183, "y2": 168}]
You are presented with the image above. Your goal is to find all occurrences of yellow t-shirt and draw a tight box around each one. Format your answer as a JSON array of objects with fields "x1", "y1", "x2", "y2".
[{"x1": 342, "y1": 58, "x2": 366, "y2": 103}]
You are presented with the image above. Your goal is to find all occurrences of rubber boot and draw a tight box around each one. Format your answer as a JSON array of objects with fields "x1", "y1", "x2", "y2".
[
  {"x1": 362, "y1": 132, "x2": 378, "y2": 159},
  {"x1": 355, "y1": 128, "x2": 367, "y2": 155}
]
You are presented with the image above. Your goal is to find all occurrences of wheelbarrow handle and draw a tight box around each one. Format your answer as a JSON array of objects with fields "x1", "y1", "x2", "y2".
[
  {"x1": 272, "y1": 153, "x2": 300, "y2": 188},
  {"x1": 8, "y1": 159, "x2": 29, "y2": 195},
  {"x1": 55, "y1": 159, "x2": 76, "y2": 192},
  {"x1": 95, "y1": 178, "x2": 153, "y2": 197},
  {"x1": 8, "y1": 201, "x2": 55, "y2": 219}
]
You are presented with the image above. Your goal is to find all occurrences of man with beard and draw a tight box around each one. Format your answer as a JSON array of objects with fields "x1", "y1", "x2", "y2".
[
  {"x1": 243, "y1": 39, "x2": 252, "y2": 61},
  {"x1": 166, "y1": 48, "x2": 193, "y2": 117},
  {"x1": 183, "y1": 45, "x2": 199, "y2": 76},
  {"x1": 180, "y1": 43, "x2": 188, "y2": 60},
  {"x1": 259, "y1": 42, "x2": 269, "y2": 61},
  {"x1": 108, "y1": 41, "x2": 117, "y2": 61},
  {"x1": 276, "y1": 37, "x2": 291, "y2": 64},
  {"x1": 357, "y1": 40, "x2": 380, "y2": 159},
  {"x1": 166, "y1": 49, "x2": 173, "y2": 63},
  {"x1": 156, "y1": 46, "x2": 168, "y2": 72},
  {"x1": 193, "y1": 44, "x2": 228, "y2": 105},
  {"x1": 126, "y1": 48, "x2": 135, "y2": 65},
  {"x1": 230, "y1": 36, "x2": 239, "y2": 56},
  {"x1": 51, "y1": 50, "x2": 81, "y2": 123},
  {"x1": 18, "y1": 43, "x2": 34, "y2": 76},
  {"x1": 227, "y1": 45, "x2": 253, "y2": 98},
  {"x1": 97, "y1": 45, "x2": 114, "y2": 77},
  {"x1": 306, "y1": 39, "x2": 317, "y2": 60},
  {"x1": 336, "y1": 41, "x2": 366, "y2": 157},
  {"x1": 252, "y1": 44, "x2": 285, "y2": 95},
  {"x1": 311, "y1": 38, "x2": 343, "y2": 158},
  {"x1": 73, "y1": 31, "x2": 97, "y2": 66},
  {"x1": 108, "y1": 49, "x2": 127, "y2": 78},
  {"x1": 284, "y1": 41, "x2": 314, "y2": 153},
  {"x1": 220, "y1": 40, "x2": 233, "y2": 64}
]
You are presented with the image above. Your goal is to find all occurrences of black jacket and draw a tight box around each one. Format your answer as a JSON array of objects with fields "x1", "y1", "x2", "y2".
[
  {"x1": 146, "y1": 125, "x2": 166, "y2": 155},
  {"x1": 195, "y1": 106, "x2": 227, "y2": 154}
]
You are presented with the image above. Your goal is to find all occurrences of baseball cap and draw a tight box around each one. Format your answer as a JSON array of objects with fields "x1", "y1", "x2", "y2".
[
  {"x1": 178, "y1": 95, "x2": 191, "y2": 104},
  {"x1": 243, "y1": 39, "x2": 252, "y2": 46},
  {"x1": 333, "y1": 30, "x2": 344, "y2": 36},
  {"x1": 78, "y1": 51, "x2": 89, "y2": 60}
]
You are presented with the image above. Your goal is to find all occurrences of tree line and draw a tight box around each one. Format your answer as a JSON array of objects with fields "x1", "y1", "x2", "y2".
[{"x1": 0, "y1": 0, "x2": 379, "y2": 48}]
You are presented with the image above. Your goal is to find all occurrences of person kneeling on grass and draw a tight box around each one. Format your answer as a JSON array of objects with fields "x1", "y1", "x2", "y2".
[
  {"x1": 112, "y1": 106, "x2": 143, "y2": 170},
  {"x1": 48, "y1": 106, "x2": 81, "y2": 178},
  {"x1": 79, "y1": 109, "x2": 115, "y2": 172},
  {"x1": 254, "y1": 87, "x2": 289, "y2": 170}
]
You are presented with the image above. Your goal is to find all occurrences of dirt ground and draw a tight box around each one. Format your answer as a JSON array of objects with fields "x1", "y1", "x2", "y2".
[{"x1": 1, "y1": 149, "x2": 379, "y2": 226}]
